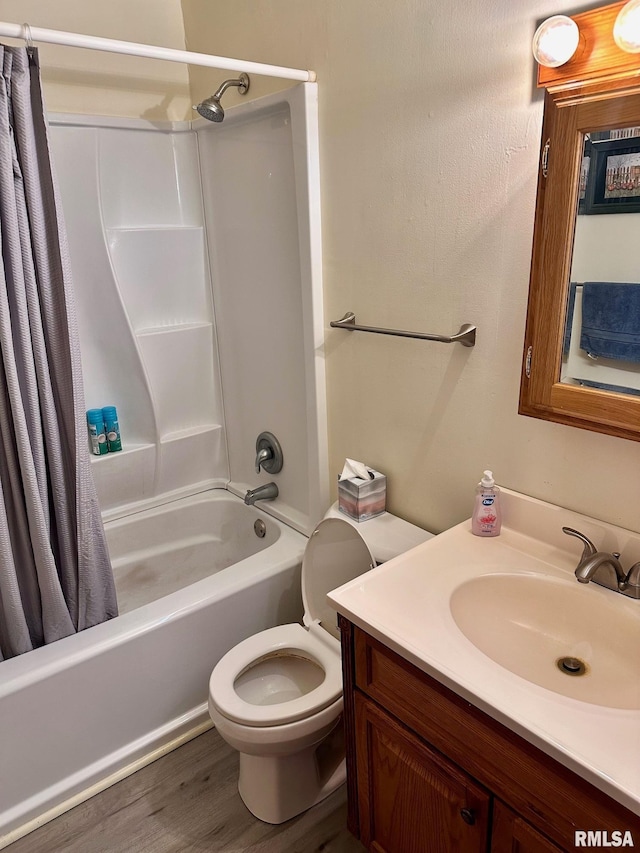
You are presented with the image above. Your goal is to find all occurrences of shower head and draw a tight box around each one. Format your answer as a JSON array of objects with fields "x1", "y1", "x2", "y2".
[{"x1": 194, "y1": 73, "x2": 250, "y2": 123}]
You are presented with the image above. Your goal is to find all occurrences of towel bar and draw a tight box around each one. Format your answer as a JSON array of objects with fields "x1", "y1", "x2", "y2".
[{"x1": 330, "y1": 312, "x2": 476, "y2": 347}]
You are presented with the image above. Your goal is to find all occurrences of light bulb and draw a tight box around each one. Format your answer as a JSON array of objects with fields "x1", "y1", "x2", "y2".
[
  {"x1": 532, "y1": 15, "x2": 580, "y2": 68},
  {"x1": 614, "y1": 0, "x2": 640, "y2": 53}
]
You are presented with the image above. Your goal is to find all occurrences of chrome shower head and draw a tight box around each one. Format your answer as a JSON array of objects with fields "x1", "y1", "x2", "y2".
[
  {"x1": 194, "y1": 73, "x2": 250, "y2": 123},
  {"x1": 195, "y1": 96, "x2": 225, "y2": 122}
]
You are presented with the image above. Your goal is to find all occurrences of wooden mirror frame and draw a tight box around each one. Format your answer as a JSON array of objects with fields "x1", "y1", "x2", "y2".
[{"x1": 519, "y1": 1, "x2": 640, "y2": 441}]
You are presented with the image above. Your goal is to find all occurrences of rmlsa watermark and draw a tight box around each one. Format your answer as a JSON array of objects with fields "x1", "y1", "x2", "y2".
[{"x1": 575, "y1": 830, "x2": 635, "y2": 847}]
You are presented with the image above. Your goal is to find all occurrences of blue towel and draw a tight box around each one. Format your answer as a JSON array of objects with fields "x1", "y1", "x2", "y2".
[
  {"x1": 563, "y1": 282, "x2": 577, "y2": 357},
  {"x1": 580, "y1": 282, "x2": 640, "y2": 362},
  {"x1": 579, "y1": 379, "x2": 640, "y2": 397}
]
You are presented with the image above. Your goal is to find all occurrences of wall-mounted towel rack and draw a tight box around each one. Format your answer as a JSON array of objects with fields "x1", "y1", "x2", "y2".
[{"x1": 330, "y1": 312, "x2": 476, "y2": 347}]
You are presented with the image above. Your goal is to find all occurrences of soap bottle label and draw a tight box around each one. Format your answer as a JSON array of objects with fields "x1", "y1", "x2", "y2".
[
  {"x1": 472, "y1": 488, "x2": 501, "y2": 536},
  {"x1": 477, "y1": 496, "x2": 497, "y2": 532},
  {"x1": 105, "y1": 420, "x2": 122, "y2": 452},
  {"x1": 102, "y1": 407, "x2": 122, "y2": 452},
  {"x1": 88, "y1": 422, "x2": 108, "y2": 455}
]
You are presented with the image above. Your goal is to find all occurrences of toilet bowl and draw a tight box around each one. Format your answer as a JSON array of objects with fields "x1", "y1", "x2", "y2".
[{"x1": 208, "y1": 509, "x2": 432, "y2": 824}]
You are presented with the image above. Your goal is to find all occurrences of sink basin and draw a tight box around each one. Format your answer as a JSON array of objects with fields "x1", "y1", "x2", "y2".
[{"x1": 450, "y1": 572, "x2": 640, "y2": 709}]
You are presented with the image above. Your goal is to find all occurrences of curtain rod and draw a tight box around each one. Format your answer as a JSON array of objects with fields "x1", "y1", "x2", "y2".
[{"x1": 0, "y1": 22, "x2": 316, "y2": 83}]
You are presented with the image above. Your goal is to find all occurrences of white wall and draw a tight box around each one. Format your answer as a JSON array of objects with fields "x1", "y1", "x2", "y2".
[
  {"x1": 573, "y1": 213, "x2": 640, "y2": 281},
  {"x1": 181, "y1": 0, "x2": 640, "y2": 534},
  {"x1": 2, "y1": 0, "x2": 190, "y2": 121}
]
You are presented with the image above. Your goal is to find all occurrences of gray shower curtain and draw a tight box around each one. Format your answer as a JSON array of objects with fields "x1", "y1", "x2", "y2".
[{"x1": 0, "y1": 46, "x2": 117, "y2": 661}]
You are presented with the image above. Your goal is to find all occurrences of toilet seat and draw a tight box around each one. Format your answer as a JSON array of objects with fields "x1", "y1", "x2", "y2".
[
  {"x1": 209, "y1": 518, "x2": 374, "y2": 728},
  {"x1": 209, "y1": 623, "x2": 342, "y2": 727}
]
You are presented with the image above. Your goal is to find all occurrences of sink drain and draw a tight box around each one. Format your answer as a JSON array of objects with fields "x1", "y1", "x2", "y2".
[{"x1": 556, "y1": 656, "x2": 588, "y2": 677}]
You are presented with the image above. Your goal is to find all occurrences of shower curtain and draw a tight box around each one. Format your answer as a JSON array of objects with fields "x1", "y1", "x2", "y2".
[{"x1": 0, "y1": 46, "x2": 117, "y2": 661}]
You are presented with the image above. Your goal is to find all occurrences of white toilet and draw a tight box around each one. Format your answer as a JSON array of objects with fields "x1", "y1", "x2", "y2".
[{"x1": 208, "y1": 507, "x2": 432, "y2": 824}]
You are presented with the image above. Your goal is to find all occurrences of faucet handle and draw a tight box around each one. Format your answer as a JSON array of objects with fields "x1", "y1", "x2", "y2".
[
  {"x1": 255, "y1": 447, "x2": 272, "y2": 474},
  {"x1": 255, "y1": 432, "x2": 283, "y2": 475},
  {"x1": 624, "y1": 561, "x2": 640, "y2": 590},
  {"x1": 562, "y1": 527, "x2": 597, "y2": 561}
]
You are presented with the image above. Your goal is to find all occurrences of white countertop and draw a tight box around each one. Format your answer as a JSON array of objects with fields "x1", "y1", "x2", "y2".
[{"x1": 327, "y1": 488, "x2": 640, "y2": 816}]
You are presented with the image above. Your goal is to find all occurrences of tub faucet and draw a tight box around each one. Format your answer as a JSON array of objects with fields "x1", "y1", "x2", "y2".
[
  {"x1": 562, "y1": 526, "x2": 640, "y2": 599},
  {"x1": 244, "y1": 482, "x2": 278, "y2": 505}
]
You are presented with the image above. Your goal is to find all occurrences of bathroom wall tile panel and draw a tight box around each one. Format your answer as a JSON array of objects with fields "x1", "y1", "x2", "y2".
[
  {"x1": 107, "y1": 227, "x2": 211, "y2": 332},
  {"x1": 137, "y1": 325, "x2": 221, "y2": 438},
  {"x1": 98, "y1": 128, "x2": 202, "y2": 228},
  {"x1": 198, "y1": 104, "x2": 310, "y2": 523},
  {"x1": 157, "y1": 426, "x2": 226, "y2": 495},
  {"x1": 48, "y1": 126, "x2": 157, "y2": 451}
]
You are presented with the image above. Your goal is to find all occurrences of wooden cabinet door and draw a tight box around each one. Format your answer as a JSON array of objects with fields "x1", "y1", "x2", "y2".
[
  {"x1": 492, "y1": 800, "x2": 565, "y2": 853},
  {"x1": 355, "y1": 693, "x2": 490, "y2": 853}
]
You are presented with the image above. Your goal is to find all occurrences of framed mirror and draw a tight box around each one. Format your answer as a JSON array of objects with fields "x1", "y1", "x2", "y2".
[{"x1": 519, "y1": 1, "x2": 640, "y2": 441}]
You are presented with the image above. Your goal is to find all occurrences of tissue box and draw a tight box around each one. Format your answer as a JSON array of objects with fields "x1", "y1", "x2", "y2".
[{"x1": 338, "y1": 470, "x2": 386, "y2": 521}]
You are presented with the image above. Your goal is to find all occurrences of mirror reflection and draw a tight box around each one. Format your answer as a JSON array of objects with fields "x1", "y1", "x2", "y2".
[{"x1": 561, "y1": 125, "x2": 640, "y2": 398}]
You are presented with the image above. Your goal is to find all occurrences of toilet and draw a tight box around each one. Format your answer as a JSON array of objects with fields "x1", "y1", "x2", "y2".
[{"x1": 208, "y1": 506, "x2": 432, "y2": 824}]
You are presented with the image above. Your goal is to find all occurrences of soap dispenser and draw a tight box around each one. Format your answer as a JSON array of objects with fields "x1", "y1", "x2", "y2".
[{"x1": 471, "y1": 470, "x2": 502, "y2": 537}]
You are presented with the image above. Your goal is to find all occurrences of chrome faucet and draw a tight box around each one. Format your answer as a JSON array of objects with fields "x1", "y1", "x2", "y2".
[
  {"x1": 574, "y1": 551, "x2": 626, "y2": 585},
  {"x1": 254, "y1": 432, "x2": 283, "y2": 474},
  {"x1": 562, "y1": 527, "x2": 640, "y2": 599},
  {"x1": 244, "y1": 482, "x2": 279, "y2": 506}
]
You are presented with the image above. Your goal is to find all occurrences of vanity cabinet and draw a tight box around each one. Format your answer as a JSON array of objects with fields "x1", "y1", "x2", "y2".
[
  {"x1": 340, "y1": 617, "x2": 640, "y2": 853},
  {"x1": 355, "y1": 693, "x2": 490, "y2": 851},
  {"x1": 491, "y1": 801, "x2": 562, "y2": 853}
]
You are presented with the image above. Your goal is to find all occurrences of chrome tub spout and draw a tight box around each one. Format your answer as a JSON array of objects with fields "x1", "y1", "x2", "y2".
[{"x1": 244, "y1": 482, "x2": 278, "y2": 506}]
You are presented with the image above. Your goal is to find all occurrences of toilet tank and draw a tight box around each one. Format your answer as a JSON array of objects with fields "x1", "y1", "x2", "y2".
[{"x1": 323, "y1": 502, "x2": 433, "y2": 564}]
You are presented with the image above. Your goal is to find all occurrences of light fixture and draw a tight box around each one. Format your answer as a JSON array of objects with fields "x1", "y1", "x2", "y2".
[
  {"x1": 614, "y1": 0, "x2": 640, "y2": 53},
  {"x1": 532, "y1": 15, "x2": 580, "y2": 67}
]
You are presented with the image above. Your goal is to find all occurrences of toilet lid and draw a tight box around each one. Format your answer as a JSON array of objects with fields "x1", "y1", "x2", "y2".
[{"x1": 302, "y1": 518, "x2": 374, "y2": 640}]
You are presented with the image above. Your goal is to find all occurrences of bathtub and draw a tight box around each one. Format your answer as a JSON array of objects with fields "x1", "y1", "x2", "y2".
[{"x1": 0, "y1": 489, "x2": 306, "y2": 846}]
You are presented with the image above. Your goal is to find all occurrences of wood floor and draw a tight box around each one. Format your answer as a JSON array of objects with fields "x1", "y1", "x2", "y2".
[{"x1": 8, "y1": 729, "x2": 366, "y2": 852}]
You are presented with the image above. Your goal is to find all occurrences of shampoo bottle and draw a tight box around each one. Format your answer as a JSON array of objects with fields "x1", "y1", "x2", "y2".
[
  {"x1": 102, "y1": 405, "x2": 122, "y2": 452},
  {"x1": 87, "y1": 409, "x2": 108, "y2": 456},
  {"x1": 471, "y1": 470, "x2": 502, "y2": 537}
]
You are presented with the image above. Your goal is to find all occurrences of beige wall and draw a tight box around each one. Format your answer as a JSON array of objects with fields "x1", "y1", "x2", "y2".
[
  {"x1": 182, "y1": 0, "x2": 640, "y2": 534},
  {"x1": 3, "y1": 1, "x2": 190, "y2": 120}
]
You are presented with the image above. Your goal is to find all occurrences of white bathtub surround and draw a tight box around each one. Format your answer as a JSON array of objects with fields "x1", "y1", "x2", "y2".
[
  {"x1": 49, "y1": 118, "x2": 225, "y2": 512},
  {"x1": 0, "y1": 491, "x2": 306, "y2": 846},
  {"x1": 49, "y1": 83, "x2": 327, "y2": 535},
  {"x1": 197, "y1": 85, "x2": 328, "y2": 535}
]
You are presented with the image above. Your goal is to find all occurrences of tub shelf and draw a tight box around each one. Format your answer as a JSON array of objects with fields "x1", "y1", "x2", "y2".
[
  {"x1": 135, "y1": 321, "x2": 213, "y2": 337},
  {"x1": 89, "y1": 442, "x2": 155, "y2": 462},
  {"x1": 161, "y1": 424, "x2": 223, "y2": 442},
  {"x1": 106, "y1": 225, "x2": 205, "y2": 233}
]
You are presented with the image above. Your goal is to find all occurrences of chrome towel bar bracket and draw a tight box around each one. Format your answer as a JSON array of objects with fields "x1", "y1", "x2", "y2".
[{"x1": 330, "y1": 312, "x2": 476, "y2": 347}]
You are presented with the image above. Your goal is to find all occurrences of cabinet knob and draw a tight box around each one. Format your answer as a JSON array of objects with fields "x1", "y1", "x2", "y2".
[{"x1": 460, "y1": 807, "x2": 476, "y2": 825}]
